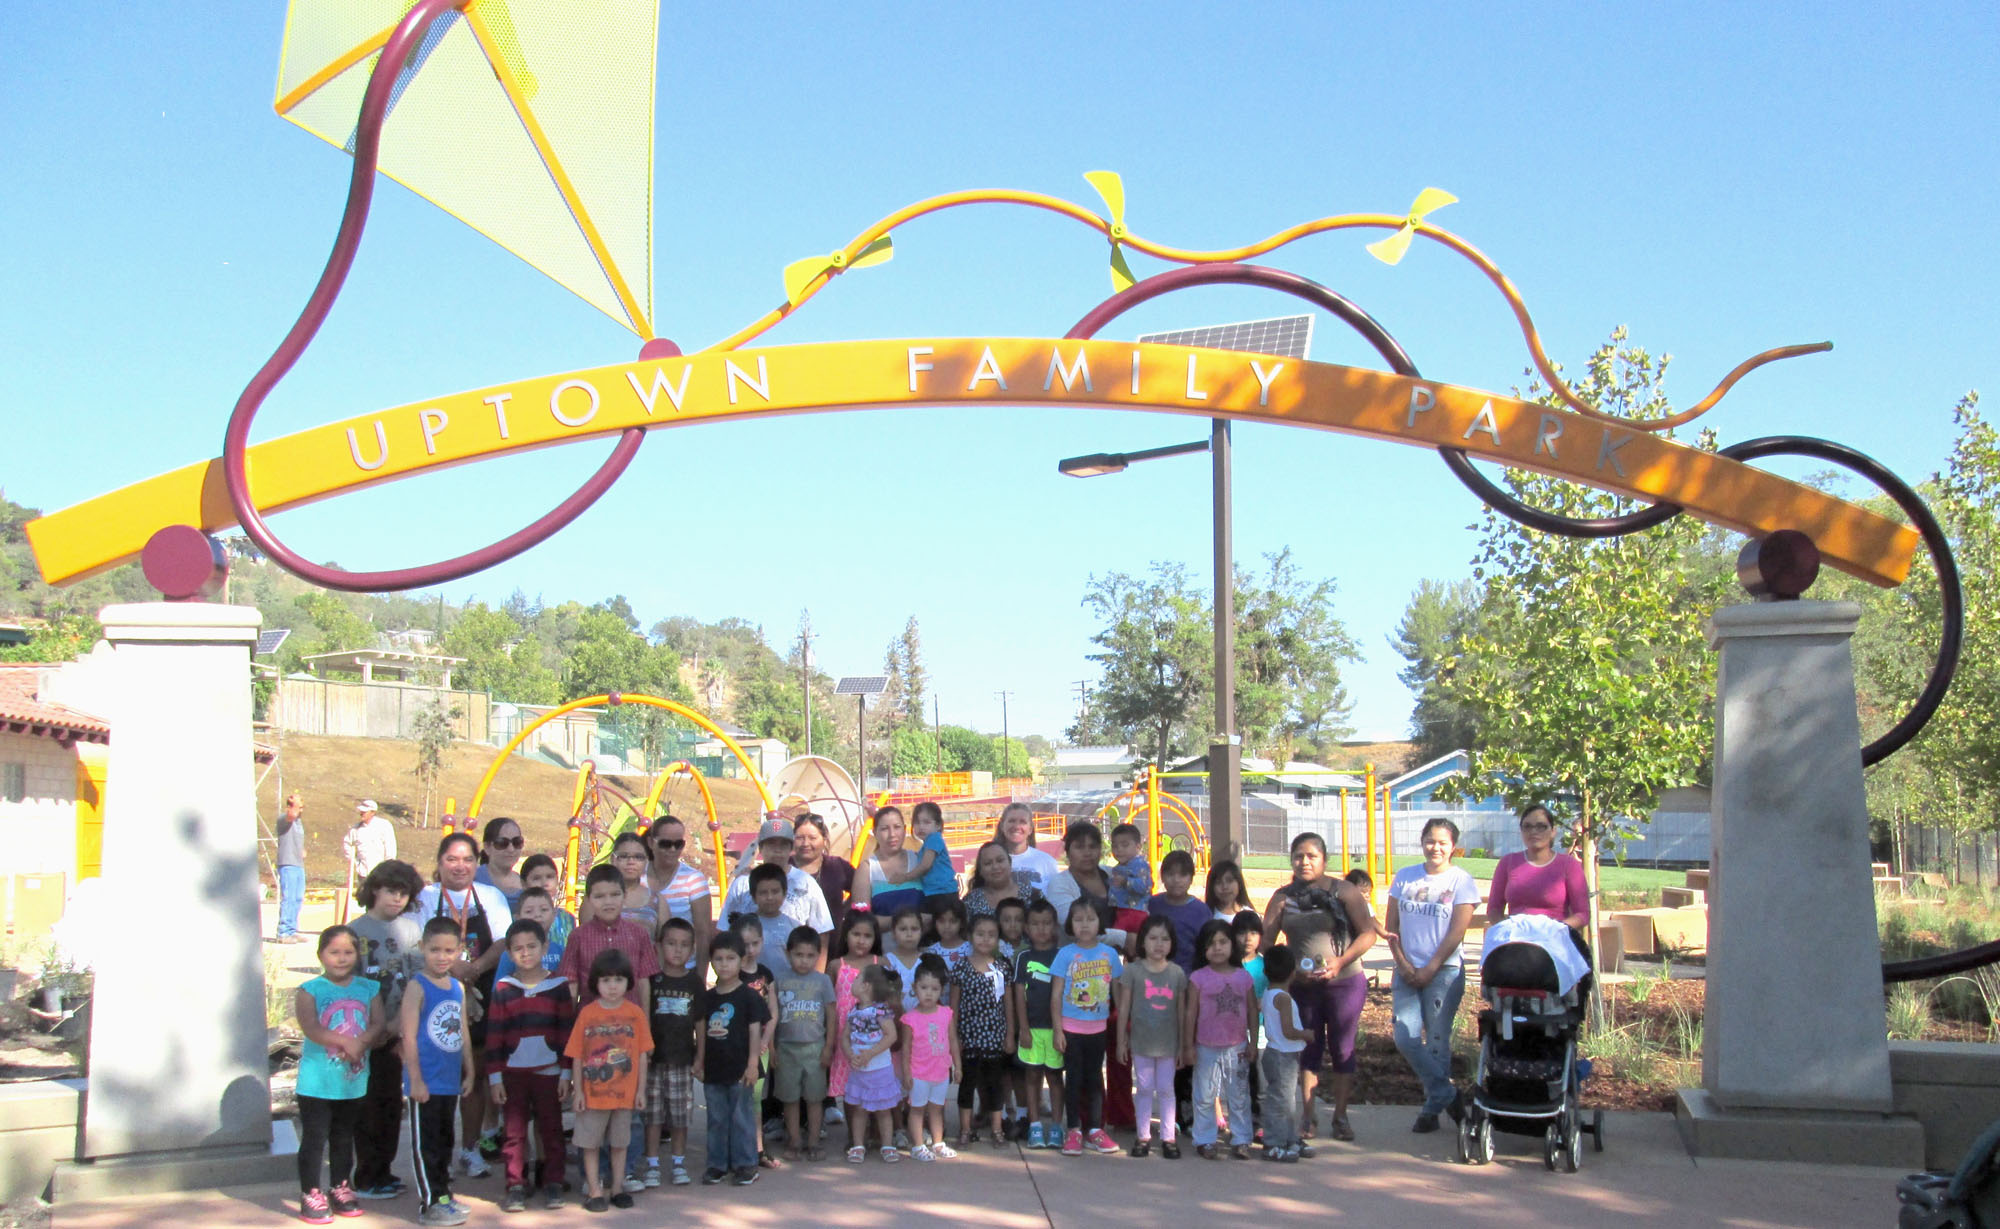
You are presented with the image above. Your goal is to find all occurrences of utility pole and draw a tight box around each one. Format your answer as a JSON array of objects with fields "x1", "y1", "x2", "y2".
[
  {"x1": 994, "y1": 690, "x2": 1014, "y2": 776},
  {"x1": 934, "y1": 697, "x2": 943, "y2": 773},
  {"x1": 1210, "y1": 417, "x2": 1243, "y2": 863},
  {"x1": 797, "y1": 611, "x2": 816, "y2": 756}
]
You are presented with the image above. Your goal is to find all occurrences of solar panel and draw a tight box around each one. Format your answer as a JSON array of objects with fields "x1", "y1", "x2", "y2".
[
  {"x1": 834, "y1": 675, "x2": 888, "y2": 696},
  {"x1": 255, "y1": 628, "x2": 292, "y2": 657},
  {"x1": 1137, "y1": 314, "x2": 1313, "y2": 360}
]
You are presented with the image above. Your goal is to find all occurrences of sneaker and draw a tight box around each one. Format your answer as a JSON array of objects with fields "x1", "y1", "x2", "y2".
[
  {"x1": 500, "y1": 1186, "x2": 527, "y2": 1213},
  {"x1": 1088, "y1": 1129, "x2": 1119, "y2": 1155},
  {"x1": 445, "y1": 1198, "x2": 470, "y2": 1216},
  {"x1": 1296, "y1": 1143, "x2": 1317, "y2": 1159},
  {"x1": 1274, "y1": 1147, "x2": 1300, "y2": 1164},
  {"x1": 609, "y1": 1192, "x2": 634, "y2": 1209},
  {"x1": 643, "y1": 1163, "x2": 660, "y2": 1189},
  {"x1": 540, "y1": 1182, "x2": 566, "y2": 1209},
  {"x1": 893, "y1": 1129, "x2": 911, "y2": 1151},
  {"x1": 763, "y1": 1118, "x2": 787, "y2": 1139},
  {"x1": 1128, "y1": 1138, "x2": 1151, "y2": 1158},
  {"x1": 621, "y1": 1173, "x2": 646, "y2": 1193},
  {"x1": 1161, "y1": 1139, "x2": 1182, "y2": 1159},
  {"x1": 328, "y1": 1182, "x2": 361, "y2": 1218},
  {"x1": 1412, "y1": 1112, "x2": 1441, "y2": 1134},
  {"x1": 700, "y1": 1168, "x2": 727, "y2": 1185},
  {"x1": 670, "y1": 1162, "x2": 690, "y2": 1186},
  {"x1": 419, "y1": 1198, "x2": 468, "y2": 1227},
  {"x1": 733, "y1": 1167, "x2": 759, "y2": 1186},
  {"x1": 299, "y1": 1188, "x2": 332, "y2": 1225},
  {"x1": 1060, "y1": 1129, "x2": 1083, "y2": 1157},
  {"x1": 458, "y1": 1149, "x2": 491, "y2": 1178},
  {"x1": 1026, "y1": 1122, "x2": 1046, "y2": 1149},
  {"x1": 825, "y1": 1105, "x2": 846, "y2": 1126},
  {"x1": 352, "y1": 1180, "x2": 402, "y2": 1200},
  {"x1": 581, "y1": 1195, "x2": 609, "y2": 1214},
  {"x1": 477, "y1": 1131, "x2": 503, "y2": 1160},
  {"x1": 1229, "y1": 1144, "x2": 1253, "y2": 1161}
]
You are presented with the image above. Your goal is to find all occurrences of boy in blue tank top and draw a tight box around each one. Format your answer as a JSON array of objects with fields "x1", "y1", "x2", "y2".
[{"x1": 401, "y1": 917, "x2": 475, "y2": 1227}]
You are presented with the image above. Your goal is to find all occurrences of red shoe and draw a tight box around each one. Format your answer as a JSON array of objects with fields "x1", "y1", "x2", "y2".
[
  {"x1": 1087, "y1": 1129, "x2": 1120, "y2": 1155},
  {"x1": 1060, "y1": 1129, "x2": 1083, "y2": 1156}
]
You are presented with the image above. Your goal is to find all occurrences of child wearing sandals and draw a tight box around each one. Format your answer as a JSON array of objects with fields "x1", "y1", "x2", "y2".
[
  {"x1": 900, "y1": 957, "x2": 960, "y2": 1161},
  {"x1": 826, "y1": 911, "x2": 880, "y2": 1113},
  {"x1": 1117, "y1": 916, "x2": 1187, "y2": 1159},
  {"x1": 773, "y1": 926, "x2": 836, "y2": 1162},
  {"x1": 842, "y1": 964, "x2": 904, "y2": 1163},
  {"x1": 950, "y1": 913, "x2": 1015, "y2": 1150}
]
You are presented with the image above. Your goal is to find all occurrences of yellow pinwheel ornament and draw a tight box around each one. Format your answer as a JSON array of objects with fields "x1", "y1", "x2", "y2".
[
  {"x1": 1366, "y1": 187, "x2": 1458, "y2": 266},
  {"x1": 1084, "y1": 170, "x2": 1139, "y2": 292},
  {"x1": 782, "y1": 236, "x2": 894, "y2": 306}
]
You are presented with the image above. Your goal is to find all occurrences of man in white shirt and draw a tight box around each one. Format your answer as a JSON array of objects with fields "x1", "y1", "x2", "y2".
[
  {"x1": 341, "y1": 798, "x2": 398, "y2": 880},
  {"x1": 721, "y1": 817, "x2": 833, "y2": 939}
]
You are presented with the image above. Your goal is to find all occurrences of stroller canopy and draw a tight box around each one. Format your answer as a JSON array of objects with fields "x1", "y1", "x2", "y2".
[{"x1": 1482, "y1": 914, "x2": 1590, "y2": 996}]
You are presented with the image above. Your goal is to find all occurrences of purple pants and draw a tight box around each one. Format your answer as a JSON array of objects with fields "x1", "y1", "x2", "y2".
[{"x1": 1293, "y1": 975, "x2": 1366, "y2": 1075}]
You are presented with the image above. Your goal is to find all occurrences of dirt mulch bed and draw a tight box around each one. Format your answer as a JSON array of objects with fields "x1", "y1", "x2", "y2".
[{"x1": 1343, "y1": 977, "x2": 1697, "y2": 1114}]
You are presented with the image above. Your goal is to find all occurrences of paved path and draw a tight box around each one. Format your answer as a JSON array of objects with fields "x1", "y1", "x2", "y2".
[{"x1": 49, "y1": 1108, "x2": 1901, "y2": 1227}]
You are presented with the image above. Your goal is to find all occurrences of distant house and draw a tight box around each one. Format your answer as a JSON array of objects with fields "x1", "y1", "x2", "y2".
[
  {"x1": 1050, "y1": 746, "x2": 1140, "y2": 792},
  {"x1": 1385, "y1": 750, "x2": 1513, "y2": 813},
  {"x1": 301, "y1": 647, "x2": 466, "y2": 689},
  {"x1": 692, "y1": 724, "x2": 788, "y2": 780}
]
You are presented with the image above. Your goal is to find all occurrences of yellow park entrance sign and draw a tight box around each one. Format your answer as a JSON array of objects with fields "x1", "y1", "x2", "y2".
[{"x1": 29, "y1": 337, "x2": 1916, "y2": 590}]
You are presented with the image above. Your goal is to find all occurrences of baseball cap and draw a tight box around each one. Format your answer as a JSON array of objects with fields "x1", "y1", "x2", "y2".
[
  {"x1": 356, "y1": 799, "x2": 378, "y2": 813},
  {"x1": 756, "y1": 817, "x2": 796, "y2": 845}
]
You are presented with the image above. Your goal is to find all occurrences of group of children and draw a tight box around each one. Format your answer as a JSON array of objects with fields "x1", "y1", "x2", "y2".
[{"x1": 288, "y1": 835, "x2": 1325, "y2": 1225}]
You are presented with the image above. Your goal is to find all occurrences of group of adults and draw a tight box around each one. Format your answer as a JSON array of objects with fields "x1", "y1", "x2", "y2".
[{"x1": 269, "y1": 793, "x2": 400, "y2": 943}]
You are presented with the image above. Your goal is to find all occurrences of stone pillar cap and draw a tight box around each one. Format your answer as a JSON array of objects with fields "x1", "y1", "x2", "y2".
[
  {"x1": 1707, "y1": 599, "x2": 1861, "y2": 648},
  {"x1": 98, "y1": 602, "x2": 262, "y2": 643}
]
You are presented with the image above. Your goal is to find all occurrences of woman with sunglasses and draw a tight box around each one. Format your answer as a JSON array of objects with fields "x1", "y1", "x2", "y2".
[
  {"x1": 1485, "y1": 804, "x2": 1588, "y2": 932},
  {"x1": 473, "y1": 816, "x2": 528, "y2": 910},
  {"x1": 648, "y1": 815, "x2": 713, "y2": 981}
]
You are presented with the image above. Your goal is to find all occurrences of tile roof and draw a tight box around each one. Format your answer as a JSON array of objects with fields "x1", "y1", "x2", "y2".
[{"x1": 0, "y1": 664, "x2": 110, "y2": 746}]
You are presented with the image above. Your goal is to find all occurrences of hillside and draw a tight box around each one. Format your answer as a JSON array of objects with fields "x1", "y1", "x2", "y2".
[{"x1": 259, "y1": 733, "x2": 767, "y2": 889}]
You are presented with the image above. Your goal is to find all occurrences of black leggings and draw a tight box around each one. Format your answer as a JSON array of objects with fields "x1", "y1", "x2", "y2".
[
  {"x1": 957, "y1": 1053, "x2": 1009, "y2": 1113},
  {"x1": 297, "y1": 1094, "x2": 361, "y2": 1192},
  {"x1": 1061, "y1": 1028, "x2": 1108, "y2": 1132}
]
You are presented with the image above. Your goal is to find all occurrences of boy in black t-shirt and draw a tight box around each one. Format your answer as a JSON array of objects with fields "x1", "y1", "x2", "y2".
[
  {"x1": 695, "y1": 932, "x2": 771, "y2": 1186},
  {"x1": 645, "y1": 919, "x2": 702, "y2": 1188},
  {"x1": 1011, "y1": 899, "x2": 1066, "y2": 1149}
]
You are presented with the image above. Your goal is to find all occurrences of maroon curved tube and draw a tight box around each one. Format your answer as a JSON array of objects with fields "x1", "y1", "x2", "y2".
[
  {"x1": 221, "y1": 0, "x2": 646, "y2": 593},
  {"x1": 1064, "y1": 262, "x2": 1379, "y2": 341}
]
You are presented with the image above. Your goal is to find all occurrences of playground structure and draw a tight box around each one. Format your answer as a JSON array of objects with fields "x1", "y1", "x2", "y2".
[{"x1": 462, "y1": 693, "x2": 768, "y2": 911}]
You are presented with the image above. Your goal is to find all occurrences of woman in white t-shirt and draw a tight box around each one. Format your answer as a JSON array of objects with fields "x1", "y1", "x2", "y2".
[
  {"x1": 1384, "y1": 816, "x2": 1481, "y2": 1134},
  {"x1": 995, "y1": 802, "x2": 1059, "y2": 901}
]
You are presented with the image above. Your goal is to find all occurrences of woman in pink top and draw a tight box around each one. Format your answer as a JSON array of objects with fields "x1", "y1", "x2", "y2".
[{"x1": 1485, "y1": 805, "x2": 1588, "y2": 931}]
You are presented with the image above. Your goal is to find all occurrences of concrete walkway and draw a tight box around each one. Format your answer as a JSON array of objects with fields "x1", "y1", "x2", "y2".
[{"x1": 49, "y1": 1108, "x2": 1903, "y2": 1227}]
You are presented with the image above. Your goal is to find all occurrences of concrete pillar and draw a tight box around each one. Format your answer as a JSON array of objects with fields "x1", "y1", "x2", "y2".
[
  {"x1": 1676, "y1": 600, "x2": 1923, "y2": 1164},
  {"x1": 60, "y1": 603, "x2": 288, "y2": 1196}
]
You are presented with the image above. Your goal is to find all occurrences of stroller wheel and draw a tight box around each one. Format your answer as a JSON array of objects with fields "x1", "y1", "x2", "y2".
[
  {"x1": 1561, "y1": 1107, "x2": 1582, "y2": 1173},
  {"x1": 1543, "y1": 1122, "x2": 1560, "y2": 1171},
  {"x1": 1591, "y1": 1109, "x2": 1605, "y2": 1153},
  {"x1": 1467, "y1": 1108, "x2": 1494, "y2": 1165}
]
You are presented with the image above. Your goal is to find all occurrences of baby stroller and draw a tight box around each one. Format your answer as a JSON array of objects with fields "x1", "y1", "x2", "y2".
[{"x1": 1456, "y1": 914, "x2": 1605, "y2": 1171}]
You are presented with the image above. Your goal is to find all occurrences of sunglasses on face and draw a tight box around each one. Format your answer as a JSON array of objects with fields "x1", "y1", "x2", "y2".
[
  {"x1": 655, "y1": 839, "x2": 685, "y2": 850},
  {"x1": 488, "y1": 836, "x2": 524, "y2": 849}
]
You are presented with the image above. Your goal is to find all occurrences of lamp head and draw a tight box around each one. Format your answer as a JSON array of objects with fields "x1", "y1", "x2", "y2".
[{"x1": 1058, "y1": 453, "x2": 1128, "y2": 478}]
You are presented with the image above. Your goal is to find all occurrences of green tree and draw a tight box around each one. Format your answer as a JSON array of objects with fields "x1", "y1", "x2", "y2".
[
  {"x1": 891, "y1": 724, "x2": 941, "y2": 776},
  {"x1": 1391, "y1": 578, "x2": 1484, "y2": 762},
  {"x1": 0, "y1": 613, "x2": 102, "y2": 663},
  {"x1": 410, "y1": 693, "x2": 462, "y2": 829},
  {"x1": 1233, "y1": 548, "x2": 1360, "y2": 764},
  {"x1": 1081, "y1": 562, "x2": 1211, "y2": 767},
  {"x1": 443, "y1": 602, "x2": 561, "y2": 704},
  {"x1": 292, "y1": 590, "x2": 375, "y2": 662},
  {"x1": 1438, "y1": 330, "x2": 1734, "y2": 952}
]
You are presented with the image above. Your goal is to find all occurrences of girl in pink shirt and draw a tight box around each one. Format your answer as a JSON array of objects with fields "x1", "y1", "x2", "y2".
[{"x1": 899, "y1": 959, "x2": 960, "y2": 1161}]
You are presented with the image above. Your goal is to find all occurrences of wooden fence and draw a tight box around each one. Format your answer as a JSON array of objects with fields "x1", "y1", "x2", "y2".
[{"x1": 274, "y1": 677, "x2": 491, "y2": 743}]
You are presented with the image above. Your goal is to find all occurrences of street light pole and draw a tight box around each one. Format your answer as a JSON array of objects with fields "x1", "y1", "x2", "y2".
[
  {"x1": 995, "y1": 690, "x2": 1014, "y2": 777},
  {"x1": 1210, "y1": 418, "x2": 1242, "y2": 863},
  {"x1": 1056, "y1": 429, "x2": 1240, "y2": 863}
]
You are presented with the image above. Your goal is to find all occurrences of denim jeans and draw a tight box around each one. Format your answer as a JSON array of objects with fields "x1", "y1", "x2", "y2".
[
  {"x1": 1391, "y1": 963, "x2": 1466, "y2": 1115},
  {"x1": 277, "y1": 864, "x2": 305, "y2": 938},
  {"x1": 1192, "y1": 1043, "x2": 1251, "y2": 1147},
  {"x1": 704, "y1": 1081, "x2": 758, "y2": 1174},
  {"x1": 1258, "y1": 1048, "x2": 1301, "y2": 1151}
]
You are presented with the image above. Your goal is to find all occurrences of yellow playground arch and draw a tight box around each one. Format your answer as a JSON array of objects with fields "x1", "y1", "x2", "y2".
[
  {"x1": 468, "y1": 693, "x2": 772, "y2": 906},
  {"x1": 1096, "y1": 767, "x2": 1212, "y2": 877}
]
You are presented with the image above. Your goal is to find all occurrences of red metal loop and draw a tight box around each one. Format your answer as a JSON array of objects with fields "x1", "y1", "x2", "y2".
[{"x1": 220, "y1": 0, "x2": 645, "y2": 593}]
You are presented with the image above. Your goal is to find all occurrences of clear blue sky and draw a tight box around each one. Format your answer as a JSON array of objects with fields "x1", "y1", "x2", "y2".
[{"x1": 4, "y1": 4, "x2": 1995, "y2": 746}]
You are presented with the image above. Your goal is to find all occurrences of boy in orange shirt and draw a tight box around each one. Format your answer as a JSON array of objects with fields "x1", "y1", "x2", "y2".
[{"x1": 564, "y1": 949, "x2": 652, "y2": 1212}]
